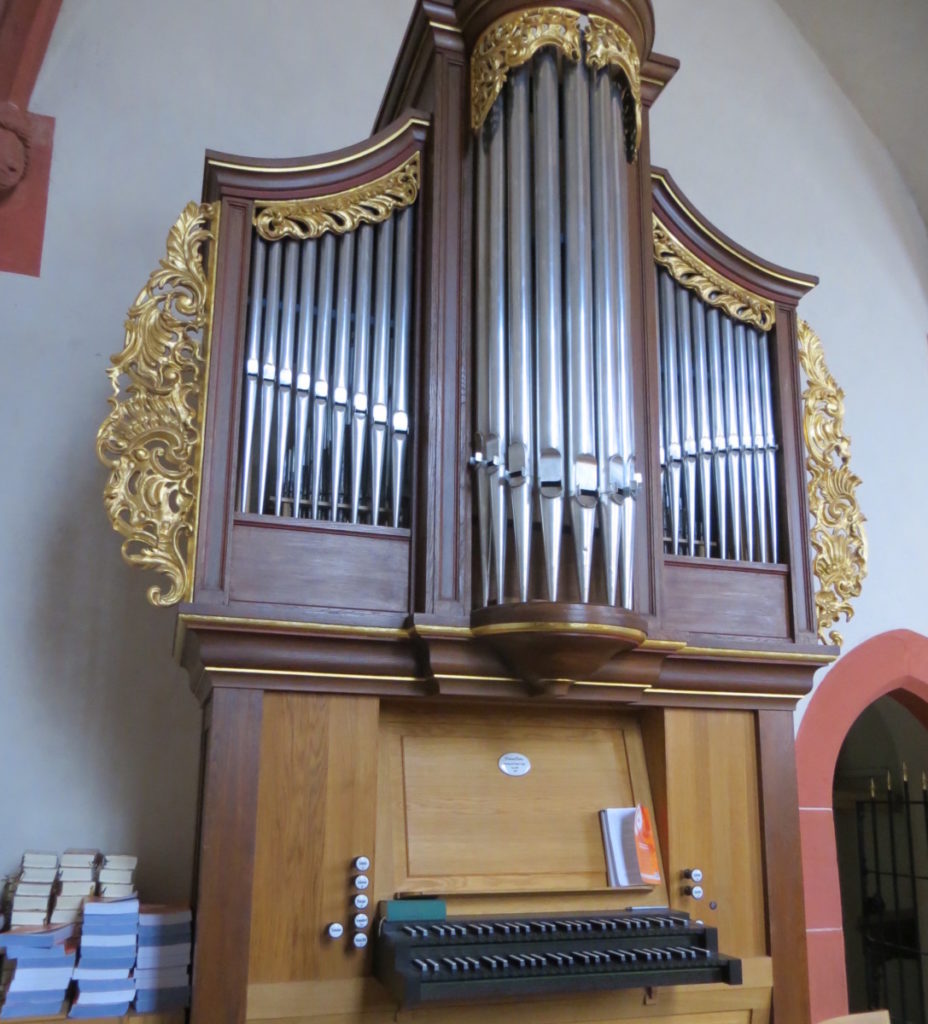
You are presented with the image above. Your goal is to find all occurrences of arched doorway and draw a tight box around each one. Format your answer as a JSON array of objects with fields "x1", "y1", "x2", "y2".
[{"x1": 796, "y1": 629, "x2": 928, "y2": 1022}]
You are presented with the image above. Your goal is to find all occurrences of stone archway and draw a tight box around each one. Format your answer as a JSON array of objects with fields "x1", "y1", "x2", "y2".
[{"x1": 796, "y1": 629, "x2": 928, "y2": 1022}]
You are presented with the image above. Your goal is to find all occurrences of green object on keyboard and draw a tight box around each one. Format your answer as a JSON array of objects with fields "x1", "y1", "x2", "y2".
[{"x1": 383, "y1": 899, "x2": 447, "y2": 922}]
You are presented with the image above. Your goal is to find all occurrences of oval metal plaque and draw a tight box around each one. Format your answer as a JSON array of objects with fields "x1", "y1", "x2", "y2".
[{"x1": 498, "y1": 752, "x2": 531, "y2": 777}]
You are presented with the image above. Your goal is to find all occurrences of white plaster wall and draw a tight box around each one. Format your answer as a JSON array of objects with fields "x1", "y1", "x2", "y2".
[{"x1": 0, "y1": 0, "x2": 926, "y2": 897}]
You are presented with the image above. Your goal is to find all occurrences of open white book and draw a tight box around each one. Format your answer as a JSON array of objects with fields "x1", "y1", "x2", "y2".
[{"x1": 599, "y1": 804, "x2": 661, "y2": 888}]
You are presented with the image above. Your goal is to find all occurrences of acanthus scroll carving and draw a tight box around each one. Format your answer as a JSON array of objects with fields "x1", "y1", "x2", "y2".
[
  {"x1": 96, "y1": 201, "x2": 219, "y2": 607},
  {"x1": 798, "y1": 319, "x2": 867, "y2": 646}
]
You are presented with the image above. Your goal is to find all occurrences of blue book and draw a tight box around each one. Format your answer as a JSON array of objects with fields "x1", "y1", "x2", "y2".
[
  {"x1": 74, "y1": 978, "x2": 137, "y2": 994},
  {"x1": 3, "y1": 946, "x2": 77, "y2": 967},
  {"x1": 81, "y1": 914, "x2": 139, "y2": 934},
  {"x1": 0, "y1": 923, "x2": 76, "y2": 950},
  {"x1": 82, "y1": 897, "x2": 139, "y2": 917},
  {"x1": 134, "y1": 986, "x2": 190, "y2": 1013},
  {"x1": 75, "y1": 952, "x2": 136, "y2": 970},
  {"x1": 1, "y1": 997, "x2": 66, "y2": 1018},
  {"x1": 138, "y1": 923, "x2": 191, "y2": 945},
  {"x1": 68, "y1": 1002, "x2": 131, "y2": 1018}
]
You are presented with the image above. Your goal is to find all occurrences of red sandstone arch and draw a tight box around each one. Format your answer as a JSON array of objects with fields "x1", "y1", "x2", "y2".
[{"x1": 796, "y1": 628, "x2": 928, "y2": 1022}]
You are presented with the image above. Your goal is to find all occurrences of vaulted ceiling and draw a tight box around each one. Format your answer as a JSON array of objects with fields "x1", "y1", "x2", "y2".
[{"x1": 774, "y1": 0, "x2": 928, "y2": 233}]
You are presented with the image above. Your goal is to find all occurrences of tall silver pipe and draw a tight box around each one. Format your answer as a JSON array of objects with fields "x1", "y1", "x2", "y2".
[
  {"x1": 706, "y1": 308, "x2": 727, "y2": 558},
  {"x1": 350, "y1": 225, "x2": 373, "y2": 525},
  {"x1": 240, "y1": 235, "x2": 266, "y2": 513},
  {"x1": 473, "y1": 140, "x2": 492, "y2": 605},
  {"x1": 720, "y1": 315, "x2": 742, "y2": 559},
  {"x1": 691, "y1": 296, "x2": 713, "y2": 557},
  {"x1": 258, "y1": 241, "x2": 282, "y2": 515},
  {"x1": 370, "y1": 216, "x2": 394, "y2": 526},
  {"x1": 563, "y1": 58, "x2": 598, "y2": 601},
  {"x1": 532, "y1": 50, "x2": 565, "y2": 602},
  {"x1": 734, "y1": 323, "x2": 755, "y2": 560},
  {"x1": 746, "y1": 327, "x2": 768, "y2": 561},
  {"x1": 658, "y1": 270, "x2": 682, "y2": 556},
  {"x1": 505, "y1": 67, "x2": 534, "y2": 603},
  {"x1": 592, "y1": 67, "x2": 622, "y2": 605},
  {"x1": 390, "y1": 206, "x2": 414, "y2": 529},
  {"x1": 675, "y1": 285, "x2": 698, "y2": 557},
  {"x1": 311, "y1": 233, "x2": 336, "y2": 519},
  {"x1": 274, "y1": 240, "x2": 299, "y2": 516},
  {"x1": 611, "y1": 84, "x2": 637, "y2": 608},
  {"x1": 486, "y1": 108, "x2": 508, "y2": 602},
  {"x1": 330, "y1": 230, "x2": 355, "y2": 521},
  {"x1": 293, "y1": 240, "x2": 317, "y2": 519},
  {"x1": 759, "y1": 332, "x2": 779, "y2": 561}
]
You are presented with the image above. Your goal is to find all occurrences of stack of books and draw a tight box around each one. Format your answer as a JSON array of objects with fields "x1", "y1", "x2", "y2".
[
  {"x1": 96, "y1": 855, "x2": 137, "y2": 900},
  {"x1": 0, "y1": 923, "x2": 77, "y2": 1019},
  {"x1": 134, "y1": 906, "x2": 192, "y2": 1013},
  {"x1": 8, "y1": 852, "x2": 58, "y2": 927},
  {"x1": 69, "y1": 898, "x2": 138, "y2": 1019},
  {"x1": 51, "y1": 850, "x2": 100, "y2": 926}
]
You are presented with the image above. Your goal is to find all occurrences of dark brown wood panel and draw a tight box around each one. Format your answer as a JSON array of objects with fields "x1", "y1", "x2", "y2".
[
  {"x1": 190, "y1": 687, "x2": 262, "y2": 1024},
  {"x1": 228, "y1": 518, "x2": 409, "y2": 613},
  {"x1": 757, "y1": 710, "x2": 811, "y2": 1024},
  {"x1": 663, "y1": 558, "x2": 790, "y2": 639}
]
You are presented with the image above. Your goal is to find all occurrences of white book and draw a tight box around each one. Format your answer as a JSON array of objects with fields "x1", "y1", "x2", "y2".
[
  {"x1": 599, "y1": 805, "x2": 661, "y2": 888},
  {"x1": 60, "y1": 850, "x2": 100, "y2": 869},
  {"x1": 81, "y1": 933, "x2": 138, "y2": 947},
  {"x1": 101, "y1": 855, "x2": 137, "y2": 871},
  {"x1": 20, "y1": 866, "x2": 57, "y2": 883},
  {"x1": 7, "y1": 966, "x2": 75, "y2": 990},
  {"x1": 53, "y1": 895, "x2": 85, "y2": 910},
  {"x1": 11, "y1": 895, "x2": 50, "y2": 911},
  {"x1": 59, "y1": 881, "x2": 96, "y2": 897},
  {"x1": 97, "y1": 883, "x2": 136, "y2": 898},
  {"x1": 10, "y1": 909, "x2": 48, "y2": 926},
  {"x1": 59, "y1": 867, "x2": 95, "y2": 882},
  {"x1": 50, "y1": 907, "x2": 83, "y2": 925},
  {"x1": 13, "y1": 881, "x2": 54, "y2": 897},
  {"x1": 21, "y1": 852, "x2": 58, "y2": 869},
  {"x1": 97, "y1": 868, "x2": 133, "y2": 884}
]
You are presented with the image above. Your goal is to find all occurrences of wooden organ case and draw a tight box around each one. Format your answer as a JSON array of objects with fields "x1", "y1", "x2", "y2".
[{"x1": 96, "y1": 2, "x2": 869, "y2": 1023}]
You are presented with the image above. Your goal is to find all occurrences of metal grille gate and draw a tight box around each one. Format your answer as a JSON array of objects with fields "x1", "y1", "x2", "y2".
[{"x1": 855, "y1": 769, "x2": 928, "y2": 1024}]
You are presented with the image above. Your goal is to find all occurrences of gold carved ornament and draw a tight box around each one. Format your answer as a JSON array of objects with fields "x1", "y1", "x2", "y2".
[
  {"x1": 797, "y1": 320, "x2": 867, "y2": 646},
  {"x1": 96, "y1": 201, "x2": 219, "y2": 607},
  {"x1": 254, "y1": 152, "x2": 420, "y2": 242},
  {"x1": 469, "y1": 9, "x2": 642, "y2": 158},
  {"x1": 652, "y1": 216, "x2": 776, "y2": 330},
  {"x1": 585, "y1": 14, "x2": 641, "y2": 159}
]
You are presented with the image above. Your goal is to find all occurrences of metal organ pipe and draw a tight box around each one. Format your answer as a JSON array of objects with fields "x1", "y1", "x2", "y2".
[
  {"x1": 532, "y1": 49, "x2": 565, "y2": 602},
  {"x1": 759, "y1": 332, "x2": 779, "y2": 561},
  {"x1": 563, "y1": 56, "x2": 599, "y2": 602},
  {"x1": 658, "y1": 270, "x2": 682, "y2": 556},
  {"x1": 746, "y1": 327, "x2": 768, "y2": 562},
  {"x1": 675, "y1": 285, "x2": 698, "y2": 557},
  {"x1": 330, "y1": 231, "x2": 355, "y2": 521},
  {"x1": 240, "y1": 236, "x2": 266, "y2": 513},
  {"x1": 705, "y1": 307, "x2": 728, "y2": 558},
  {"x1": 391, "y1": 207, "x2": 414, "y2": 530},
  {"x1": 473, "y1": 137, "x2": 492, "y2": 607},
  {"x1": 274, "y1": 240, "x2": 300, "y2": 516},
  {"x1": 258, "y1": 241, "x2": 282, "y2": 516},
  {"x1": 370, "y1": 216, "x2": 394, "y2": 526},
  {"x1": 691, "y1": 296, "x2": 713, "y2": 558},
  {"x1": 350, "y1": 226, "x2": 373, "y2": 525},
  {"x1": 734, "y1": 324, "x2": 755, "y2": 561},
  {"x1": 293, "y1": 239, "x2": 317, "y2": 520},
  {"x1": 311, "y1": 233, "x2": 336, "y2": 520}
]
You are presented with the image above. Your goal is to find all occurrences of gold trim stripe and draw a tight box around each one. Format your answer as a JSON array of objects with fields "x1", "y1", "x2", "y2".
[
  {"x1": 206, "y1": 116, "x2": 429, "y2": 175},
  {"x1": 471, "y1": 621, "x2": 646, "y2": 642},
  {"x1": 653, "y1": 215, "x2": 775, "y2": 330},
  {"x1": 652, "y1": 171, "x2": 815, "y2": 289},
  {"x1": 204, "y1": 665, "x2": 422, "y2": 683},
  {"x1": 254, "y1": 152, "x2": 419, "y2": 242}
]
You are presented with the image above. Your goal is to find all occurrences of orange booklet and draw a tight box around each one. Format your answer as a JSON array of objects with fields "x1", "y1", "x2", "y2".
[{"x1": 600, "y1": 804, "x2": 661, "y2": 887}]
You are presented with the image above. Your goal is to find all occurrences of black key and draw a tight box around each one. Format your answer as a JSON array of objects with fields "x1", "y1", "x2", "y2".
[
  {"x1": 425, "y1": 958, "x2": 441, "y2": 972},
  {"x1": 441, "y1": 957, "x2": 458, "y2": 972}
]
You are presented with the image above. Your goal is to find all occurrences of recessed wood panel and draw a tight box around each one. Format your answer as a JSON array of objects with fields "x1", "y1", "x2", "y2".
[
  {"x1": 661, "y1": 709, "x2": 767, "y2": 958},
  {"x1": 662, "y1": 558, "x2": 790, "y2": 639},
  {"x1": 229, "y1": 518, "x2": 409, "y2": 612},
  {"x1": 378, "y1": 704, "x2": 668, "y2": 907},
  {"x1": 248, "y1": 693, "x2": 379, "y2": 984}
]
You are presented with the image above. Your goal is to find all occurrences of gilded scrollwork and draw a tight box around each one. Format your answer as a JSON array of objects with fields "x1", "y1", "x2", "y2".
[
  {"x1": 653, "y1": 216, "x2": 776, "y2": 330},
  {"x1": 470, "y1": 8, "x2": 582, "y2": 132},
  {"x1": 798, "y1": 319, "x2": 867, "y2": 646},
  {"x1": 96, "y1": 201, "x2": 218, "y2": 607},
  {"x1": 584, "y1": 14, "x2": 641, "y2": 158},
  {"x1": 254, "y1": 152, "x2": 419, "y2": 242}
]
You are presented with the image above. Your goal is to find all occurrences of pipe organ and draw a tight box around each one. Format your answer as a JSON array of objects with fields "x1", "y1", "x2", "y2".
[{"x1": 97, "y1": 2, "x2": 867, "y2": 1023}]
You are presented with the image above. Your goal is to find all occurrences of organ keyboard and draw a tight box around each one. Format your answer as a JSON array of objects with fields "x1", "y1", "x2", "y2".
[{"x1": 375, "y1": 909, "x2": 742, "y2": 1006}]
